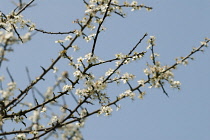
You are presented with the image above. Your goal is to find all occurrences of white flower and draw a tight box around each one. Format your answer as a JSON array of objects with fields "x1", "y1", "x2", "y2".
[
  {"x1": 85, "y1": 53, "x2": 98, "y2": 64},
  {"x1": 84, "y1": 36, "x2": 92, "y2": 42},
  {"x1": 65, "y1": 35, "x2": 73, "y2": 40},
  {"x1": 131, "y1": 1, "x2": 138, "y2": 6},
  {"x1": 49, "y1": 116, "x2": 58, "y2": 126},
  {"x1": 73, "y1": 70, "x2": 83, "y2": 78},
  {"x1": 143, "y1": 68, "x2": 150, "y2": 75},
  {"x1": 105, "y1": 68, "x2": 114, "y2": 76},
  {"x1": 170, "y1": 81, "x2": 181, "y2": 88},
  {"x1": 14, "y1": 115, "x2": 24, "y2": 123},
  {"x1": 116, "y1": 104, "x2": 121, "y2": 111},
  {"x1": 137, "y1": 80, "x2": 145, "y2": 87},
  {"x1": 80, "y1": 109, "x2": 88, "y2": 118},
  {"x1": 99, "y1": 106, "x2": 113, "y2": 116},
  {"x1": 72, "y1": 45, "x2": 80, "y2": 51},
  {"x1": 16, "y1": 133, "x2": 26, "y2": 140},
  {"x1": 147, "y1": 36, "x2": 156, "y2": 48},
  {"x1": 8, "y1": 82, "x2": 16, "y2": 90},
  {"x1": 63, "y1": 85, "x2": 73, "y2": 92},
  {"x1": 93, "y1": 80, "x2": 107, "y2": 91},
  {"x1": 124, "y1": 90, "x2": 135, "y2": 99},
  {"x1": 200, "y1": 41, "x2": 208, "y2": 47},
  {"x1": 53, "y1": 67, "x2": 58, "y2": 73},
  {"x1": 74, "y1": 30, "x2": 82, "y2": 36},
  {"x1": 55, "y1": 40, "x2": 64, "y2": 43},
  {"x1": 121, "y1": 73, "x2": 135, "y2": 83},
  {"x1": 115, "y1": 53, "x2": 125, "y2": 59},
  {"x1": 29, "y1": 23, "x2": 36, "y2": 31},
  {"x1": 138, "y1": 91, "x2": 146, "y2": 99},
  {"x1": 77, "y1": 57, "x2": 84, "y2": 63},
  {"x1": 29, "y1": 110, "x2": 40, "y2": 123},
  {"x1": 45, "y1": 87, "x2": 53, "y2": 98},
  {"x1": 0, "y1": 76, "x2": 4, "y2": 82},
  {"x1": 41, "y1": 107, "x2": 47, "y2": 113}
]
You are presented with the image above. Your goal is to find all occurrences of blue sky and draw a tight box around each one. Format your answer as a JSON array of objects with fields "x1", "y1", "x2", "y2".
[{"x1": 1, "y1": 0, "x2": 210, "y2": 140}]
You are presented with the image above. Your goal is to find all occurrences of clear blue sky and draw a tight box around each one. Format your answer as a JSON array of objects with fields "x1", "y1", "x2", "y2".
[{"x1": 1, "y1": 0, "x2": 210, "y2": 140}]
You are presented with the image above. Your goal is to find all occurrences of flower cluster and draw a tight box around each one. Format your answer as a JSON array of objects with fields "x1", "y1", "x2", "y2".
[
  {"x1": 118, "y1": 90, "x2": 135, "y2": 100},
  {"x1": 0, "y1": 82, "x2": 17, "y2": 100},
  {"x1": 14, "y1": 115, "x2": 24, "y2": 123},
  {"x1": 147, "y1": 36, "x2": 156, "y2": 49},
  {"x1": 16, "y1": 133, "x2": 26, "y2": 140},
  {"x1": 61, "y1": 124, "x2": 83, "y2": 140},
  {"x1": 48, "y1": 116, "x2": 59, "y2": 126},
  {"x1": 144, "y1": 61, "x2": 181, "y2": 89},
  {"x1": 121, "y1": 72, "x2": 135, "y2": 83},
  {"x1": 62, "y1": 85, "x2": 73, "y2": 92},
  {"x1": 0, "y1": 0, "x2": 208, "y2": 140},
  {"x1": 98, "y1": 106, "x2": 113, "y2": 116}
]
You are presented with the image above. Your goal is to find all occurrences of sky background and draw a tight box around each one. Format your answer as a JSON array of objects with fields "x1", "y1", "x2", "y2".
[{"x1": 1, "y1": 0, "x2": 210, "y2": 140}]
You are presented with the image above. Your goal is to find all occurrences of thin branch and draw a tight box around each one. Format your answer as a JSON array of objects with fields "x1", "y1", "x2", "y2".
[
  {"x1": 16, "y1": 0, "x2": 35, "y2": 15},
  {"x1": 91, "y1": 0, "x2": 112, "y2": 57}
]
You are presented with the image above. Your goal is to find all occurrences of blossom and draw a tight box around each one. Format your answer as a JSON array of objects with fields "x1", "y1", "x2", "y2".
[
  {"x1": 14, "y1": 115, "x2": 24, "y2": 123},
  {"x1": 121, "y1": 73, "x2": 135, "y2": 83},
  {"x1": 65, "y1": 35, "x2": 73, "y2": 40},
  {"x1": 48, "y1": 116, "x2": 58, "y2": 126},
  {"x1": 77, "y1": 57, "x2": 85, "y2": 63},
  {"x1": 29, "y1": 110, "x2": 40, "y2": 123},
  {"x1": 138, "y1": 91, "x2": 146, "y2": 99},
  {"x1": 115, "y1": 53, "x2": 125, "y2": 59},
  {"x1": 105, "y1": 68, "x2": 114, "y2": 76},
  {"x1": 63, "y1": 85, "x2": 73, "y2": 92},
  {"x1": 119, "y1": 90, "x2": 136, "y2": 100},
  {"x1": 80, "y1": 109, "x2": 88, "y2": 118},
  {"x1": 0, "y1": 76, "x2": 5, "y2": 82},
  {"x1": 74, "y1": 30, "x2": 82, "y2": 36},
  {"x1": 200, "y1": 41, "x2": 208, "y2": 47},
  {"x1": 93, "y1": 80, "x2": 107, "y2": 91},
  {"x1": 29, "y1": 23, "x2": 36, "y2": 31},
  {"x1": 16, "y1": 133, "x2": 26, "y2": 140},
  {"x1": 98, "y1": 106, "x2": 113, "y2": 116},
  {"x1": 41, "y1": 107, "x2": 47, "y2": 113},
  {"x1": 147, "y1": 36, "x2": 156, "y2": 49},
  {"x1": 137, "y1": 79, "x2": 145, "y2": 87},
  {"x1": 73, "y1": 70, "x2": 83, "y2": 78},
  {"x1": 72, "y1": 45, "x2": 80, "y2": 51},
  {"x1": 8, "y1": 82, "x2": 16, "y2": 90},
  {"x1": 170, "y1": 81, "x2": 181, "y2": 88},
  {"x1": 131, "y1": 1, "x2": 138, "y2": 6},
  {"x1": 84, "y1": 36, "x2": 92, "y2": 42},
  {"x1": 85, "y1": 53, "x2": 99, "y2": 64},
  {"x1": 53, "y1": 67, "x2": 58, "y2": 73},
  {"x1": 55, "y1": 40, "x2": 64, "y2": 43},
  {"x1": 124, "y1": 90, "x2": 135, "y2": 99}
]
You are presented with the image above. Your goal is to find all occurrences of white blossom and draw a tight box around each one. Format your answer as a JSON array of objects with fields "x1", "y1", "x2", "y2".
[
  {"x1": 49, "y1": 116, "x2": 58, "y2": 126},
  {"x1": 121, "y1": 73, "x2": 135, "y2": 83},
  {"x1": 16, "y1": 133, "x2": 26, "y2": 140},
  {"x1": 14, "y1": 115, "x2": 24, "y2": 123},
  {"x1": 200, "y1": 41, "x2": 208, "y2": 47},
  {"x1": 98, "y1": 106, "x2": 113, "y2": 116},
  {"x1": 105, "y1": 68, "x2": 114, "y2": 76},
  {"x1": 137, "y1": 79, "x2": 145, "y2": 87},
  {"x1": 53, "y1": 67, "x2": 58, "y2": 73},
  {"x1": 72, "y1": 45, "x2": 80, "y2": 51},
  {"x1": 29, "y1": 110, "x2": 40, "y2": 123},
  {"x1": 65, "y1": 35, "x2": 73, "y2": 40},
  {"x1": 63, "y1": 85, "x2": 73, "y2": 92},
  {"x1": 55, "y1": 40, "x2": 64, "y2": 43},
  {"x1": 73, "y1": 70, "x2": 83, "y2": 78}
]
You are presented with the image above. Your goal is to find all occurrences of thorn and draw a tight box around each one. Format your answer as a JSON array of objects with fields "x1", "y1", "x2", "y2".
[
  {"x1": 40, "y1": 66, "x2": 46, "y2": 72},
  {"x1": 35, "y1": 98, "x2": 39, "y2": 106}
]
